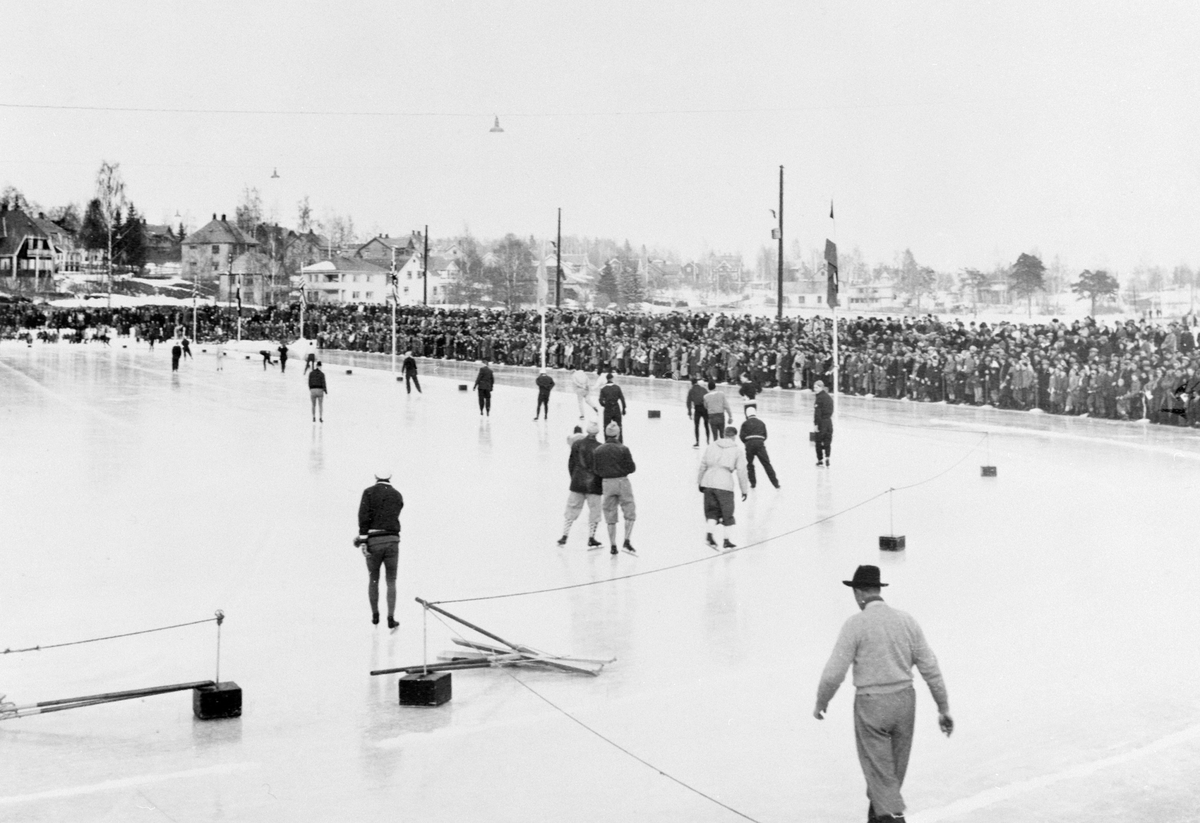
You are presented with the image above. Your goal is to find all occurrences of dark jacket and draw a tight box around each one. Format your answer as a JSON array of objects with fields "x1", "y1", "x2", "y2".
[
  {"x1": 814, "y1": 391, "x2": 834, "y2": 428},
  {"x1": 686, "y1": 383, "x2": 707, "y2": 414},
  {"x1": 402, "y1": 356, "x2": 418, "y2": 375},
  {"x1": 592, "y1": 438, "x2": 636, "y2": 478},
  {"x1": 308, "y1": 368, "x2": 327, "y2": 391},
  {"x1": 536, "y1": 374, "x2": 555, "y2": 394},
  {"x1": 567, "y1": 434, "x2": 602, "y2": 494},
  {"x1": 739, "y1": 417, "x2": 768, "y2": 442},
  {"x1": 358, "y1": 480, "x2": 404, "y2": 535},
  {"x1": 599, "y1": 383, "x2": 626, "y2": 412},
  {"x1": 473, "y1": 366, "x2": 495, "y2": 392}
]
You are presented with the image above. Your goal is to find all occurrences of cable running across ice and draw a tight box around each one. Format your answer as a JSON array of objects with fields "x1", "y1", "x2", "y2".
[
  {"x1": 2, "y1": 615, "x2": 220, "y2": 655},
  {"x1": 432, "y1": 433, "x2": 990, "y2": 606}
]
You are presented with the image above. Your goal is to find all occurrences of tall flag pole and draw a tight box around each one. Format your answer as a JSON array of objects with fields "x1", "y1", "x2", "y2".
[
  {"x1": 536, "y1": 241, "x2": 548, "y2": 369},
  {"x1": 299, "y1": 280, "x2": 307, "y2": 341},
  {"x1": 390, "y1": 245, "x2": 398, "y2": 373},
  {"x1": 825, "y1": 200, "x2": 839, "y2": 400}
]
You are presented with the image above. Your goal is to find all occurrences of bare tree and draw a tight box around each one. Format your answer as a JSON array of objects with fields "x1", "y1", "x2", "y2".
[{"x1": 95, "y1": 161, "x2": 126, "y2": 305}]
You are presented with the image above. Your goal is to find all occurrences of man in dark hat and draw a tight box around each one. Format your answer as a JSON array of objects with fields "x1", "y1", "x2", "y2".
[{"x1": 813, "y1": 565, "x2": 953, "y2": 823}]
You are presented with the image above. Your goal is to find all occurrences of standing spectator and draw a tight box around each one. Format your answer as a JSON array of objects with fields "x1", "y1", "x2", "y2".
[
  {"x1": 686, "y1": 376, "x2": 709, "y2": 449},
  {"x1": 534, "y1": 368, "x2": 555, "y2": 420},
  {"x1": 571, "y1": 368, "x2": 599, "y2": 419},
  {"x1": 278, "y1": 342, "x2": 289, "y2": 373},
  {"x1": 703, "y1": 380, "x2": 731, "y2": 441},
  {"x1": 402, "y1": 351, "x2": 422, "y2": 394},
  {"x1": 308, "y1": 361, "x2": 328, "y2": 422},
  {"x1": 813, "y1": 565, "x2": 953, "y2": 823},
  {"x1": 739, "y1": 408, "x2": 780, "y2": 490},
  {"x1": 355, "y1": 469, "x2": 403, "y2": 629},
  {"x1": 170, "y1": 340, "x2": 182, "y2": 372},
  {"x1": 557, "y1": 421, "x2": 604, "y2": 548},
  {"x1": 598, "y1": 373, "x2": 627, "y2": 440},
  {"x1": 473, "y1": 359, "x2": 495, "y2": 416},
  {"x1": 698, "y1": 425, "x2": 750, "y2": 549},
  {"x1": 813, "y1": 379, "x2": 834, "y2": 467},
  {"x1": 593, "y1": 422, "x2": 637, "y2": 555}
]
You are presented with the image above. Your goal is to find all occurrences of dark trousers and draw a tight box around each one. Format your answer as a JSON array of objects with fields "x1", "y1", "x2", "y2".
[
  {"x1": 854, "y1": 688, "x2": 915, "y2": 819},
  {"x1": 692, "y1": 407, "x2": 709, "y2": 444},
  {"x1": 707, "y1": 412, "x2": 726, "y2": 440},
  {"x1": 815, "y1": 423, "x2": 833, "y2": 462},
  {"x1": 603, "y1": 406, "x2": 623, "y2": 440},
  {"x1": 478, "y1": 389, "x2": 492, "y2": 414},
  {"x1": 536, "y1": 392, "x2": 550, "y2": 418},
  {"x1": 406, "y1": 373, "x2": 422, "y2": 394},
  {"x1": 279, "y1": 356, "x2": 287, "y2": 373},
  {"x1": 744, "y1": 439, "x2": 778, "y2": 487}
]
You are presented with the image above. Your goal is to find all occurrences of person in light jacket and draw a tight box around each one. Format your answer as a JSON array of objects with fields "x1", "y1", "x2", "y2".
[{"x1": 697, "y1": 425, "x2": 749, "y2": 550}]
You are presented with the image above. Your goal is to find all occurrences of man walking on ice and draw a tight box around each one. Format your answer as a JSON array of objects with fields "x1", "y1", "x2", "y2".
[
  {"x1": 813, "y1": 565, "x2": 953, "y2": 823},
  {"x1": 356, "y1": 469, "x2": 404, "y2": 630}
]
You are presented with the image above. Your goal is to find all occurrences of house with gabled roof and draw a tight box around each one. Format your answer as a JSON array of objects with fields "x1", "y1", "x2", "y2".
[
  {"x1": 299, "y1": 256, "x2": 392, "y2": 305},
  {"x1": 181, "y1": 213, "x2": 258, "y2": 282},
  {"x1": 0, "y1": 207, "x2": 56, "y2": 293}
]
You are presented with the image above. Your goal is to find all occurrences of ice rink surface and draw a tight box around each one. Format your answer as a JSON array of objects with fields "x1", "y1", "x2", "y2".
[{"x1": 1, "y1": 340, "x2": 1199, "y2": 823}]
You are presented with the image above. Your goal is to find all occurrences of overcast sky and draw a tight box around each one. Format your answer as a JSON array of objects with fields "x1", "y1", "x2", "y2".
[{"x1": 2, "y1": 0, "x2": 1198, "y2": 275}]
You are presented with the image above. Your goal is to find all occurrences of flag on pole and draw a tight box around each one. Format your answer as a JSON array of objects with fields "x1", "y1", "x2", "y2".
[
  {"x1": 236, "y1": 283, "x2": 242, "y2": 315},
  {"x1": 390, "y1": 272, "x2": 399, "y2": 304},
  {"x1": 299, "y1": 287, "x2": 307, "y2": 308},
  {"x1": 829, "y1": 201, "x2": 834, "y2": 219},
  {"x1": 535, "y1": 243, "x2": 548, "y2": 312},
  {"x1": 825, "y1": 239, "x2": 839, "y2": 308}
]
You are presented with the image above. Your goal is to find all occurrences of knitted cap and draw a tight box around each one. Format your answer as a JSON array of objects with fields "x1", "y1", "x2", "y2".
[
  {"x1": 605, "y1": 422, "x2": 621, "y2": 437},
  {"x1": 586, "y1": 421, "x2": 601, "y2": 434}
]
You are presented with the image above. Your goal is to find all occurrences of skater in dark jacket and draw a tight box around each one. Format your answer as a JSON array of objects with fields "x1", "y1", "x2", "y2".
[
  {"x1": 557, "y1": 421, "x2": 603, "y2": 547},
  {"x1": 308, "y1": 362, "x2": 328, "y2": 421},
  {"x1": 739, "y1": 408, "x2": 780, "y2": 489},
  {"x1": 813, "y1": 380, "x2": 834, "y2": 466},
  {"x1": 686, "y1": 377, "x2": 709, "y2": 448},
  {"x1": 402, "y1": 351, "x2": 422, "y2": 394},
  {"x1": 535, "y1": 369, "x2": 555, "y2": 420},
  {"x1": 593, "y1": 422, "x2": 637, "y2": 555},
  {"x1": 473, "y1": 361, "x2": 495, "y2": 415},
  {"x1": 356, "y1": 470, "x2": 404, "y2": 629}
]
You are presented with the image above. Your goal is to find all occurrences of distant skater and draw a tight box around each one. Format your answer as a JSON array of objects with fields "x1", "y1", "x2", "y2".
[
  {"x1": 261, "y1": 350, "x2": 275, "y2": 370},
  {"x1": 599, "y1": 373, "x2": 627, "y2": 441},
  {"x1": 215, "y1": 339, "x2": 225, "y2": 371},
  {"x1": 698, "y1": 425, "x2": 749, "y2": 549},
  {"x1": 171, "y1": 341, "x2": 182, "y2": 371},
  {"x1": 278, "y1": 343, "x2": 288, "y2": 373},
  {"x1": 535, "y1": 368, "x2": 555, "y2": 420},
  {"x1": 571, "y1": 369, "x2": 599, "y2": 419},
  {"x1": 813, "y1": 380, "x2": 834, "y2": 466},
  {"x1": 703, "y1": 380, "x2": 731, "y2": 441},
  {"x1": 309, "y1": 361, "x2": 327, "y2": 422},
  {"x1": 304, "y1": 352, "x2": 317, "y2": 374},
  {"x1": 356, "y1": 469, "x2": 403, "y2": 630},
  {"x1": 593, "y1": 422, "x2": 637, "y2": 555},
  {"x1": 686, "y1": 377, "x2": 708, "y2": 448},
  {"x1": 402, "y1": 351, "x2": 422, "y2": 394},
  {"x1": 181, "y1": 338, "x2": 193, "y2": 359},
  {"x1": 814, "y1": 565, "x2": 953, "y2": 823},
  {"x1": 473, "y1": 360, "x2": 495, "y2": 416}
]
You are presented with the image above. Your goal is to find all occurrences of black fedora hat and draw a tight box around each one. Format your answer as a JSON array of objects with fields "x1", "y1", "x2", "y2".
[{"x1": 843, "y1": 565, "x2": 888, "y2": 588}]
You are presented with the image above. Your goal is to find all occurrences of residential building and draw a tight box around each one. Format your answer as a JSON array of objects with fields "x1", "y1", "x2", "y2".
[
  {"x1": 181, "y1": 214, "x2": 259, "y2": 283},
  {"x1": 0, "y1": 207, "x2": 55, "y2": 293},
  {"x1": 299, "y1": 256, "x2": 392, "y2": 304}
]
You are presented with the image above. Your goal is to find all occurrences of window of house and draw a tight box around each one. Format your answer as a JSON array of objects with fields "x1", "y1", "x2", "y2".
[
  {"x1": 352, "y1": 291, "x2": 360, "y2": 299},
  {"x1": 366, "y1": 292, "x2": 374, "y2": 300},
  {"x1": 212, "y1": 245, "x2": 220, "y2": 254}
]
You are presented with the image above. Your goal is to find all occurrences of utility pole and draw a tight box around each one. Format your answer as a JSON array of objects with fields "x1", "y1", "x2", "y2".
[
  {"x1": 422, "y1": 224, "x2": 429, "y2": 306},
  {"x1": 555, "y1": 208, "x2": 563, "y2": 308},
  {"x1": 777, "y1": 165, "x2": 784, "y2": 321}
]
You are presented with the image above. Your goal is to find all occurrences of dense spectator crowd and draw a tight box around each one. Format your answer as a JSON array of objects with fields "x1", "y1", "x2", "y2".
[{"x1": 3, "y1": 300, "x2": 1198, "y2": 428}]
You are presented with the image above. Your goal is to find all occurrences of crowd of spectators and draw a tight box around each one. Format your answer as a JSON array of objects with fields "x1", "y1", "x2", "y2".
[{"x1": 3, "y1": 300, "x2": 1198, "y2": 428}]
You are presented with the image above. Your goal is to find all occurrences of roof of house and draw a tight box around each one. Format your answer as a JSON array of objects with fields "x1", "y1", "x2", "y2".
[
  {"x1": 183, "y1": 216, "x2": 258, "y2": 247},
  {"x1": 300, "y1": 256, "x2": 389, "y2": 275},
  {"x1": 0, "y1": 208, "x2": 49, "y2": 256}
]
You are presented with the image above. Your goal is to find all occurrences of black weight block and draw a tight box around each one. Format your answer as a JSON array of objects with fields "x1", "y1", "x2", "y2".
[
  {"x1": 193, "y1": 681, "x2": 242, "y2": 720},
  {"x1": 879, "y1": 535, "x2": 906, "y2": 551},
  {"x1": 458, "y1": 384, "x2": 468, "y2": 391},
  {"x1": 399, "y1": 671, "x2": 452, "y2": 706},
  {"x1": 981, "y1": 466, "x2": 997, "y2": 477},
  {"x1": 647, "y1": 410, "x2": 661, "y2": 418},
  {"x1": 346, "y1": 369, "x2": 353, "y2": 374}
]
